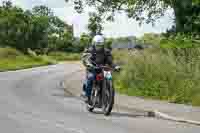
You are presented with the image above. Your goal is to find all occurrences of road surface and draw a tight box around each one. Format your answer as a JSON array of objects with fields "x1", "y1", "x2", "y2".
[{"x1": 0, "y1": 63, "x2": 199, "y2": 133}]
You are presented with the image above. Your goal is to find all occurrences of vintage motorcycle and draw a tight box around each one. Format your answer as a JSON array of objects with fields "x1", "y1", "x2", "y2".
[{"x1": 86, "y1": 64, "x2": 120, "y2": 116}]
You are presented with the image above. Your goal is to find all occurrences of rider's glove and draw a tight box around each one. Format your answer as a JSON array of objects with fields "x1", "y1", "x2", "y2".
[
  {"x1": 114, "y1": 66, "x2": 121, "y2": 72},
  {"x1": 87, "y1": 64, "x2": 97, "y2": 71}
]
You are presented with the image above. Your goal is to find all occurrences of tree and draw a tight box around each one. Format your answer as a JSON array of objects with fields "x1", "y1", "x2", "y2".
[
  {"x1": 2, "y1": 0, "x2": 12, "y2": 9},
  {"x1": 191, "y1": 2, "x2": 200, "y2": 36},
  {"x1": 79, "y1": 33, "x2": 91, "y2": 50},
  {"x1": 0, "y1": 1, "x2": 77, "y2": 53},
  {"x1": 32, "y1": 5, "x2": 53, "y2": 17},
  {"x1": 0, "y1": 1, "x2": 33, "y2": 52},
  {"x1": 87, "y1": 12, "x2": 103, "y2": 37},
  {"x1": 193, "y1": 0, "x2": 200, "y2": 4},
  {"x1": 105, "y1": 38, "x2": 113, "y2": 50},
  {"x1": 66, "y1": 0, "x2": 196, "y2": 34},
  {"x1": 31, "y1": 5, "x2": 74, "y2": 53}
]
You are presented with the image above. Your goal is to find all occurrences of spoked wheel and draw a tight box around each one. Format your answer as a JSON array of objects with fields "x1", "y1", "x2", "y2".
[
  {"x1": 86, "y1": 88, "x2": 97, "y2": 112},
  {"x1": 102, "y1": 80, "x2": 115, "y2": 116},
  {"x1": 87, "y1": 103, "x2": 94, "y2": 112},
  {"x1": 86, "y1": 97, "x2": 94, "y2": 112}
]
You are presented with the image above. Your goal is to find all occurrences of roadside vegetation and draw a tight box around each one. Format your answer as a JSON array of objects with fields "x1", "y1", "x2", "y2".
[
  {"x1": 113, "y1": 36, "x2": 200, "y2": 106},
  {"x1": 48, "y1": 52, "x2": 80, "y2": 61},
  {"x1": 0, "y1": 1, "x2": 89, "y2": 54},
  {"x1": 0, "y1": 1, "x2": 84, "y2": 71},
  {"x1": 0, "y1": 47, "x2": 81, "y2": 71},
  {"x1": 0, "y1": 47, "x2": 53, "y2": 71},
  {"x1": 1, "y1": 0, "x2": 200, "y2": 106}
]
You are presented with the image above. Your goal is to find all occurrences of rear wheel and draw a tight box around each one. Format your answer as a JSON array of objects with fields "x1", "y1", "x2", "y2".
[{"x1": 102, "y1": 80, "x2": 115, "y2": 116}]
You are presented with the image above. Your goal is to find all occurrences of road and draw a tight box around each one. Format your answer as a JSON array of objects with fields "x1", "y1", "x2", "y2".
[{"x1": 0, "y1": 63, "x2": 199, "y2": 133}]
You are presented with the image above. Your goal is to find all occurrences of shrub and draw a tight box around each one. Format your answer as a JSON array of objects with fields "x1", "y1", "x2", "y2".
[
  {"x1": 114, "y1": 48, "x2": 200, "y2": 106},
  {"x1": 48, "y1": 52, "x2": 80, "y2": 61}
]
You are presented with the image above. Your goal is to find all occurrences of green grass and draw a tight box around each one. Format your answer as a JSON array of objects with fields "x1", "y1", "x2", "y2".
[
  {"x1": 0, "y1": 47, "x2": 55, "y2": 72},
  {"x1": 113, "y1": 48, "x2": 200, "y2": 106},
  {"x1": 0, "y1": 48, "x2": 81, "y2": 72},
  {"x1": 48, "y1": 51, "x2": 80, "y2": 61},
  {"x1": 160, "y1": 39, "x2": 200, "y2": 48}
]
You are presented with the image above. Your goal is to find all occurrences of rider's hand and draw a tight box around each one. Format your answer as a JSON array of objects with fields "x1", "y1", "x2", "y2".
[
  {"x1": 114, "y1": 66, "x2": 121, "y2": 72},
  {"x1": 94, "y1": 66, "x2": 101, "y2": 71},
  {"x1": 87, "y1": 64, "x2": 95, "y2": 70}
]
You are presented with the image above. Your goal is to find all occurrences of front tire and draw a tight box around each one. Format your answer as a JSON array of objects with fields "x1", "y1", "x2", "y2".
[
  {"x1": 102, "y1": 80, "x2": 115, "y2": 116},
  {"x1": 86, "y1": 86, "x2": 97, "y2": 113},
  {"x1": 86, "y1": 103, "x2": 94, "y2": 112}
]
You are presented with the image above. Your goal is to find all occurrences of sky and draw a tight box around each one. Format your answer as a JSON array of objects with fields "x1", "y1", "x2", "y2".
[{"x1": 3, "y1": 0, "x2": 174, "y2": 38}]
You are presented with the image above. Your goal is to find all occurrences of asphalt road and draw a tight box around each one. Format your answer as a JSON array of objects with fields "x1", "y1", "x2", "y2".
[{"x1": 0, "y1": 63, "x2": 199, "y2": 133}]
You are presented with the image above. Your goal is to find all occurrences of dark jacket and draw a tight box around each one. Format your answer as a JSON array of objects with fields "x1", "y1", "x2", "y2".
[{"x1": 81, "y1": 46, "x2": 114, "y2": 71}]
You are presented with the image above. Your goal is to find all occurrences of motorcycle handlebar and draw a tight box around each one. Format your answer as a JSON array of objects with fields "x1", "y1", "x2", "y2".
[
  {"x1": 94, "y1": 66, "x2": 114, "y2": 72},
  {"x1": 89, "y1": 59, "x2": 120, "y2": 72}
]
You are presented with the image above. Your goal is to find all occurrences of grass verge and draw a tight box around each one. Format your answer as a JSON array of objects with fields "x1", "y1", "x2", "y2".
[
  {"x1": 48, "y1": 51, "x2": 80, "y2": 61},
  {"x1": 113, "y1": 48, "x2": 200, "y2": 106},
  {"x1": 0, "y1": 47, "x2": 55, "y2": 72},
  {"x1": 0, "y1": 48, "x2": 81, "y2": 72}
]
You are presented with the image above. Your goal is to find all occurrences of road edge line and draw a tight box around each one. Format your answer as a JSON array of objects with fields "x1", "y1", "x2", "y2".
[{"x1": 153, "y1": 110, "x2": 200, "y2": 126}]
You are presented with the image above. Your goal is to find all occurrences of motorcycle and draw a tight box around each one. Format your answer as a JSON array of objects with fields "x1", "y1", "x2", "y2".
[{"x1": 86, "y1": 65, "x2": 119, "y2": 116}]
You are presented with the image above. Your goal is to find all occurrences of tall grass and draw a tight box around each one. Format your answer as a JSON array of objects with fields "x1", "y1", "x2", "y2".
[
  {"x1": 113, "y1": 48, "x2": 200, "y2": 106},
  {"x1": 48, "y1": 52, "x2": 80, "y2": 61}
]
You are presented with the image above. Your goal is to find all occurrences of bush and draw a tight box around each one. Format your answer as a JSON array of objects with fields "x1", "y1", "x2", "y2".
[
  {"x1": 114, "y1": 48, "x2": 200, "y2": 106},
  {"x1": 48, "y1": 52, "x2": 80, "y2": 61},
  {"x1": 27, "y1": 48, "x2": 56, "y2": 64}
]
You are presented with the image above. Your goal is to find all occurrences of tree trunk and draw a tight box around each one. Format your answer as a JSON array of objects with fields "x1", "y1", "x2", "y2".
[{"x1": 172, "y1": 0, "x2": 192, "y2": 33}]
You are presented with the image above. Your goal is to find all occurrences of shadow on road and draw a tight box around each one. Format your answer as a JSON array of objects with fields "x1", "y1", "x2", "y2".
[
  {"x1": 111, "y1": 112, "x2": 147, "y2": 118},
  {"x1": 91, "y1": 110, "x2": 147, "y2": 118}
]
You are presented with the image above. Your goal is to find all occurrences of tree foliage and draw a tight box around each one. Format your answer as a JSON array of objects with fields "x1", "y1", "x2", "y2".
[
  {"x1": 0, "y1": 1, "x2": 86, "y2": 54},
  {"x1": 66, "y1": 0, "x2": 199, "y2": 35},
  {"x1": 87, "y1": 12, "x2": 103, "y2": 37},
  {"x1": 79, "y1": 33, "x2": 91, "y2": 49}
]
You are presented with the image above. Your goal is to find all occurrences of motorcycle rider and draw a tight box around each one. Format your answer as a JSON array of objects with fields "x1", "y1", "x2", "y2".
[{"x1": 81, "y1": 34, "x2": 120, "y2": 103}]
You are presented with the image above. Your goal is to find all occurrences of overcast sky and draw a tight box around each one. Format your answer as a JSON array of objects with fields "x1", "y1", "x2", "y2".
[{"x1": 4, "y1": 0, "x2": 174, "y2": 38}]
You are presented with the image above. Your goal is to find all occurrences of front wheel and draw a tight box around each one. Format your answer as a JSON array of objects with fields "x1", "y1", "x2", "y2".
[
  {"x1": 102, "y1": 80, "x2": 115, "y2": 116},
  {"x1": 86, "y1": 85, "x2": 98, "y2": 113},
  {"x1": 86, "y1": 103, "x2": 94, "y2": 112}
]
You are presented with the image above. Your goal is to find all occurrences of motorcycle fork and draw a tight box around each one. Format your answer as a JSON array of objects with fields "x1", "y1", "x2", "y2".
[{"x1": 94, "y1": 80, "x2": 103, "y2": 104}]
